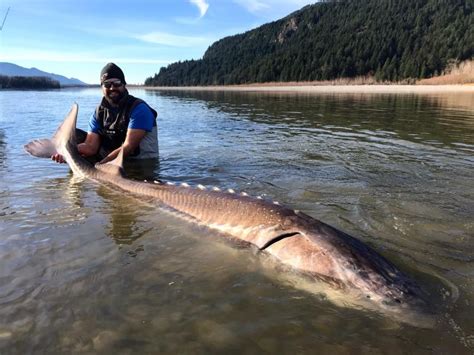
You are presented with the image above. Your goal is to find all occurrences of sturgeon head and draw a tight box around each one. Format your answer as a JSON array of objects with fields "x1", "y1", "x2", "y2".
[{"x1": 263, "y1": 211, "x2": 434, "y2": 326}]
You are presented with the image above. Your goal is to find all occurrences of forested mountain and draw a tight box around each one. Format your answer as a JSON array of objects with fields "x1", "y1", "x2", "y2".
[
  {"x1": 0, "y1": 75, "x2": 60, "y2": 89},
  {"x1": 145, "y1": 0, "x2": 473, "y2": 86}
]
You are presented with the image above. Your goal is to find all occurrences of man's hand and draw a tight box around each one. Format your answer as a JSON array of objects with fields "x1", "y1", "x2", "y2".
[
  {"x1": 50, "y1": 132, "x2": 100, "y2": 164},
  {"x1": 99, "y1": 128, "x2": 146, "y2": 164},
  {"x1": 51, "y1": 154, "x2": 66, "y2": 163}
]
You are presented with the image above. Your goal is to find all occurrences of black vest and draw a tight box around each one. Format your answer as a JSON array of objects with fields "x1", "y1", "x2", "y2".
[{"x1": 96, "y1": 94, "x2": 157, "y2": 156}]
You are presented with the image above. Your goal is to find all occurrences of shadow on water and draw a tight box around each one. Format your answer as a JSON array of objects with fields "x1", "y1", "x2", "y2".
[{"x1": 123, "y1": 157, "x2": 160, "y2": 181}]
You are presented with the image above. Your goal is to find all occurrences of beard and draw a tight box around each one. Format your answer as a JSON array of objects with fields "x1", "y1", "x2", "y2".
[{"x1": 105, "y1": 89, "x2": 125, "y2": 105}]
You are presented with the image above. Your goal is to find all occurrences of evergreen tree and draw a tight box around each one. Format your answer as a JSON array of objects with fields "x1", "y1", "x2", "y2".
[{"x1": 145, "y1": 0, "x2": 474, "y2": 86}]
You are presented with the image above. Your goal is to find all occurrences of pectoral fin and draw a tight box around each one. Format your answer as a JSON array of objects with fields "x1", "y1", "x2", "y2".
[{"x1": 95, "y1": 146, "x2": 125, "y2": 176}]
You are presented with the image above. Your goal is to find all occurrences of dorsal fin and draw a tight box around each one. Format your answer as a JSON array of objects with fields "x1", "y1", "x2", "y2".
[
  {"x1": 109, "y1": 145, "x2": 124, "y2": 169},
  {"x1": 95, "y1": 146, "x2": 125, "y2": 176}
]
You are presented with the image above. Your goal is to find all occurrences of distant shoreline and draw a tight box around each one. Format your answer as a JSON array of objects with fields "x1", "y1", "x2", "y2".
[{"x1": 140, "y1": 84, "x2": 474, "y2": 94}]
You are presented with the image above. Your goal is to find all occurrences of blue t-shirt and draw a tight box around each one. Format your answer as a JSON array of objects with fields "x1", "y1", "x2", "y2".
[{"x1": 88, "y1": 102, "x2": 155, "y2": 133}]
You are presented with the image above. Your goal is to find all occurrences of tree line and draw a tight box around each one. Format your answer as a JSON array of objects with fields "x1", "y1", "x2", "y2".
[
  {"x1": 145, "y1": 0, "x2": 473, "y2": 86},
  {"x1": 0, "y1": 75, "x2": 60, "y2": 89}
]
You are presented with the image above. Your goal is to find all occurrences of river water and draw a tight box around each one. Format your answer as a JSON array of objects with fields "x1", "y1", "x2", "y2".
[{"x1": 0, "y1": 88, "x2": 473, "y2": 354}]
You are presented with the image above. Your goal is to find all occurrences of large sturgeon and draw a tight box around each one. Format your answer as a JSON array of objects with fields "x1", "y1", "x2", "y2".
[{"x1": 25, "y1": 104, "x2": 434, "y2": 326}]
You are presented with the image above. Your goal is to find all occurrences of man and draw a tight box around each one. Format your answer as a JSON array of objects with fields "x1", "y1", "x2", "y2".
[{"x1": 52, "y1": 62, "x2": 158, "y2": 164}]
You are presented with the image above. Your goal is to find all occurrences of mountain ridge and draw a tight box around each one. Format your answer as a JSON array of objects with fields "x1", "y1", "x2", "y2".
[{"x1": 0, "y1": 62, "x2": 88, "y2": 86}]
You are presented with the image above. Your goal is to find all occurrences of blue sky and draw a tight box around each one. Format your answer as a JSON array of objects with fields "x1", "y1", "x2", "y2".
[{"x1": 0, "y1": 0, "x2": 317, "y2": 84}]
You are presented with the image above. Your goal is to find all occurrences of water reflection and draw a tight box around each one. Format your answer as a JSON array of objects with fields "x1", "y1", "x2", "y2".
[
  {"x1": 0, "y1": 129, "x2": 6, "y2": 169},
  {"x1": 95, "y1": 159, "x2": 160, "y2": 245},
  {"x1": 150, "y1": 90, "x2": 474, "y2": 149},
  {"x1": 95, "y1": 185, "x2": 151, "y2": 245}
]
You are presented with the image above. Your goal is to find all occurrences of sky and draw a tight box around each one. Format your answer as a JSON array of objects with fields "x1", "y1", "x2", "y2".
[{"x1": 0, "y1": 0, "x2": 318, "y2": 84}]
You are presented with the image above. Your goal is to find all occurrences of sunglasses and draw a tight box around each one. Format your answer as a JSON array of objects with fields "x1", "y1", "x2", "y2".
[{"x1": 102, "y1": 80, "x2": 123, "y2": 89}]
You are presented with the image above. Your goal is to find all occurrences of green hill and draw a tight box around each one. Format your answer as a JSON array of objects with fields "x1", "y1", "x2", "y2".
[{"x1": 145, "y1": 0, "x2": 473, "y2": 86}]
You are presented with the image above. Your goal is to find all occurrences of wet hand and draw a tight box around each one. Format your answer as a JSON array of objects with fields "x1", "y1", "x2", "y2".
[{"x1": 51, "y1": 154, "x2": 66, "y2": 163}]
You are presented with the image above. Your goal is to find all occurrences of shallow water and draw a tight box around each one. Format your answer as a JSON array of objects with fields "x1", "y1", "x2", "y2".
[{"x1": 0, "y1": 88, "x2": 473, "y2": 353}]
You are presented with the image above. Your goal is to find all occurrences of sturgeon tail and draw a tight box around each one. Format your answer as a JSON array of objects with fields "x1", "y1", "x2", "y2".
[{"x1": 24, "y1": 103, "x2": 78, "y2": 158}]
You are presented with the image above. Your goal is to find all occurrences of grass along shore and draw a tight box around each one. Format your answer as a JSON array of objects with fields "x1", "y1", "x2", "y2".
[
  {"x1": 142, "y1": 84, "x2": 474, "y2": 94},
  {"x1": 141, "y1": 60, "x2": 474, "y2": 93}
]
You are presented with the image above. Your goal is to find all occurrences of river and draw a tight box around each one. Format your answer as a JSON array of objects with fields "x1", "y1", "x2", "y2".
[{"x1": 0, "y1": 87, "x2": 473, "y2": 353}]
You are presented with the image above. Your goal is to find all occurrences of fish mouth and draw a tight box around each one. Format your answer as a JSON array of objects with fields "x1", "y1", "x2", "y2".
[
  {"x1": 327, "y1": 281, "x2": 437, "y2": 328},
  {"x1": 360, "y1": 282, "x2": 438, "y2": 328}
]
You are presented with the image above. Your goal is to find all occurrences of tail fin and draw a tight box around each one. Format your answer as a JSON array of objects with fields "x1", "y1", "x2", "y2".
[
  {"x1": 24, "y1": 138, "x2": 57, "y2": 158},
  {"x1": 24, "y1": 103, "x2": 79, "y2": 158}
]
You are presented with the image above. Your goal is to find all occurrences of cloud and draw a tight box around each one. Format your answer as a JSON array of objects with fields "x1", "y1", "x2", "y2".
[
  {"x1": 136, "y1": 31, "x2": 211, "y2": 47},
  {"x1": 189, "y1": 0, "x2": 209, "y2": 18},
  {"x1": 0, "y1": 47, "x2": 171, "y2": 65}
]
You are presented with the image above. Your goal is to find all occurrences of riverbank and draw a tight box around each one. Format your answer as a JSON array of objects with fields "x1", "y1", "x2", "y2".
[{"x1": 142, "y1": 84, "x2": 474, "y2": 94}]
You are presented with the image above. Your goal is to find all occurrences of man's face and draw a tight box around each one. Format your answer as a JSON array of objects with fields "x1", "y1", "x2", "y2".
[{"x1": 102, "y1": 78, "x2": 126, "y2": 104}]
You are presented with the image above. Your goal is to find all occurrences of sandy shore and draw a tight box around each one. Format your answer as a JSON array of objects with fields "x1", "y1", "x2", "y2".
[{"x1": 143, "y1": 84, "x2": 474, "y2": 94}]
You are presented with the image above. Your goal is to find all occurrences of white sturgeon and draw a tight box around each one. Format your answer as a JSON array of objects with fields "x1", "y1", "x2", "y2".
[{"x1": 25, "y1": 104, "x2": 434, "y2": 326}]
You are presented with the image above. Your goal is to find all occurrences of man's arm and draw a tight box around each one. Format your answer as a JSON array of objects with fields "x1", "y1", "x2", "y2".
[
  {"x1": 98, "y1": 128, "x2": 146, "y2": 164},
  {"x1": 51, "y1": 132, "x2": 101, "y2": 163},
  {"x1": 78, "y1": 132, "x2": 101, "y2": 157},
  {"x1": 99, "y1": 102, "x2": 154, "y2": 163}
]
